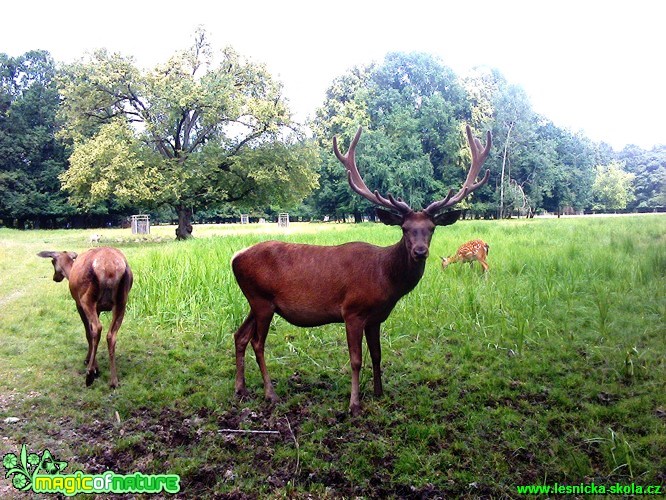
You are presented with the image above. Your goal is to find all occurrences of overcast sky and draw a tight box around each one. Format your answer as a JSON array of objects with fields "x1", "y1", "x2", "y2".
[{"x1": 3, "y1": 0, "x2": 664, "y2": 150}]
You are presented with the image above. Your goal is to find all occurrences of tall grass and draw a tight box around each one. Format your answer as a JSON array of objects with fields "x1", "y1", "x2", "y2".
[{"x1": 1, "y1": 215, "x2": 664, "y2": 496}]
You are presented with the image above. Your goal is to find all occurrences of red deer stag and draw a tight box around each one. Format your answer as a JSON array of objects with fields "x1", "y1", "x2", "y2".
[
  {"x1": 232, "y1": 125, "x2": 491, "y2": 415},
  {"x1": 441, "y1": 239, "x2": 490, "y2": 272},
  {"x1": 38, "y1": 247, "x2": 133, "y2": 388}
]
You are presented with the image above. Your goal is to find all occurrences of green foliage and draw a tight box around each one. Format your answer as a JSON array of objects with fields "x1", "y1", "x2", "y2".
[
  {"x1": 62, "y1": 120, "x2": 164, "y2": 209},
  {"x1": 310, "y1": 55, "x2": 616, "y2": 220},
  {"x1": 311, "y1": 52, "x2": 472, "y2": 219},
  {"x1": 592, "y1": 161, "x2": 636, "y2": 210},
  {"x1": 0, "y1": 50, "x2": 70, "y2": 227},
  {"x1": 617, "y1": 144, "x2": 666, "y2": 209},
  {"x1": 57, "y1": 28, "x2": 319, "y2": 235}
]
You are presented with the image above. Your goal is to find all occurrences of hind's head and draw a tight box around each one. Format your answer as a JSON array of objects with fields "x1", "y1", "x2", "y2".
[{"x1": 37, "y1": 251, "x2": 78, "y2": 282}]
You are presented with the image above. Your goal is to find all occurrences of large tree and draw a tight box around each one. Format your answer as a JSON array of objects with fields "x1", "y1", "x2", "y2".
[
  {"x1": 310, "y1": 52, "x2": 473, "y2": 221},
  {"x1": 0, "y1": 50, "x2": 70, "y2": 228},
  {"x1": 591, "y1": 162, "x2": 635, "y2": 210},
  {"x1": 58, "y1": 29, "x2": 318, "y2": 238},
  {"x1": 616, "y1": 144, "x2": 666, "y2": 209},
  {"x1": 463, "y1": 67, "x2": 599, "y2": 217}
]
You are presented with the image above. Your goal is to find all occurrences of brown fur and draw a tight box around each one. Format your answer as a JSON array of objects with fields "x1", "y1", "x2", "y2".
[
  {"x1": 38, "y1": 247, "x2": 133, "y2": 388},
  {"x1": 232, "y1": 125, "x2": 491, "y2": 416},
  {"x1": 232, "y1": 211, "x2": 461, "y2": 416}
]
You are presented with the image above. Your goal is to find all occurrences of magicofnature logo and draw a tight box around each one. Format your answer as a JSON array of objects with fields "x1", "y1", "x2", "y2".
[{"x1": 3, "y1": 444, "x2": 180, "y2": 496}]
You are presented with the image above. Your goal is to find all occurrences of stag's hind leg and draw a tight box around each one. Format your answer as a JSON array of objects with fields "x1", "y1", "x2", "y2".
[
  {"x1": 249, "y1": 302, "x2": 277, "y2": 403},
  {"x1": 234, "y1": 311, "x2": 256, "y2": 398},
  {"x1": 234, "y1": 301, "x2": 278, "y2": 402}
]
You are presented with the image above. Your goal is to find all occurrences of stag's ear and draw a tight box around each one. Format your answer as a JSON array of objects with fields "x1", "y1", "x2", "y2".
[
  {"x1": 432, "y1": 209, "x2": 462, "y2": 227},
  {"x1": 375, "y1": 208, "x2": 403, "y2": 226}
]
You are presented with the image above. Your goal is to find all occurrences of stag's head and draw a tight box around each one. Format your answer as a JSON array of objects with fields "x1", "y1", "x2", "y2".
[{"x1": 333, "y1": 126, "x2": 491, "y2": 262}]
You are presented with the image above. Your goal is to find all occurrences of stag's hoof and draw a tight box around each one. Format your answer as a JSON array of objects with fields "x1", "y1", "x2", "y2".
[
  {"x1": 235, "y1": 388, "x2": 250, "y2": 399},
  {"x1": 265, "y1": 394, "x2": 279, "y2": 405},
  {"x1": 349, "y1": 403, "x2": 362, "y2": 417}
]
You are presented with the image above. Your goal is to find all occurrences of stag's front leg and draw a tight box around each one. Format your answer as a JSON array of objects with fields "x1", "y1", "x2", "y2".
[
  {"x1": 345, "y1": 317, "x2": 365, "y2": 416},
  {"x1": 364, "y1": 323, "x2": 383, "y2": 397}
]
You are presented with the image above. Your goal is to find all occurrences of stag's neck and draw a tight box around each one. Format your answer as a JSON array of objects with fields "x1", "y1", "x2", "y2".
[{"x1": 384, "y1": 238, "x2": 426, "y2": 296}]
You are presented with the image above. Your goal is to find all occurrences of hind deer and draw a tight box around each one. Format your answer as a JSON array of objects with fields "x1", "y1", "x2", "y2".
[
  {"x1": 38, "y1": 247, "x2": 133, "y2": 388},
  {"x1": 232, "y1": 125, "x2": 491, "y2": 415},
  {"x1": 441, "y1": 239, "x2": 490, "y2": 272}
]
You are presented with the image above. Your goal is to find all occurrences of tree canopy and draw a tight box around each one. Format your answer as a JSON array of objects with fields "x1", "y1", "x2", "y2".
[
  {"x1": 592, "y1": 162, "x2": 636, "y2": 210},
  {"x1": 310, "y1": 52, "x2": 475, "y2": 221},
  {"x1": 307, "y1": 53, "x2": 646, "y2": 220},
  {"x1": 0, "y1": 50, "x2": 70, "y2": 228},
  {"x1": 57, "y1": 29, "x2": 319, "y2": 238},
  {"x1": 1, "y1": 44, "x2": 663, "y2": 230}
]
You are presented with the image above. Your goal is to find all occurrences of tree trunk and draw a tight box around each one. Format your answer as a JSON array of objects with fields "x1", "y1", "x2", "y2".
[
  {"x1": 499, "y1": 121, "x2": 514, "y2": 219},
  {"x1": 175, "y1": 206, "x2": 193, "y2": 240}
]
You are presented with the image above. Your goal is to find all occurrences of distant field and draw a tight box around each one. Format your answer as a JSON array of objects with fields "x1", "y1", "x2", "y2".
[{"x1": 1, "y1": 215, "x2": 664, "y2": 497}]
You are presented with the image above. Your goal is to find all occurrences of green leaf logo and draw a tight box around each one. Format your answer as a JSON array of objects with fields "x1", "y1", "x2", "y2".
[{"x1": 2, "y1": 445, "x2": 68, "y2": 492}]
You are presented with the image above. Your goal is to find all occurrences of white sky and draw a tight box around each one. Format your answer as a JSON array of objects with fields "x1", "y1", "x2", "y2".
[{"x1": 2, "y1": 0, "x2": 664, "y2": 150}]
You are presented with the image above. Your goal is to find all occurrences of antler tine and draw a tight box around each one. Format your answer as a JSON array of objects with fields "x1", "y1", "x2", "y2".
[
  {"x1": 334, "y1": 127, "x2": 413, "y2": 215},
  {"x1": 424, "y1": 125, "x2": 492, "y2": 215}
]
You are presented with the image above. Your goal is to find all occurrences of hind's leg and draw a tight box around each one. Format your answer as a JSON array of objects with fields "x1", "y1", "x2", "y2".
[
  {"x1": 77, "y1": 304, "x2": 97, "y2": 375},
  {"x1": 107, "y1": 303, "x2": 127, "y2": 388},
  {"x1": 79, "y1": 300, "x2": 102, "y2": 387}
]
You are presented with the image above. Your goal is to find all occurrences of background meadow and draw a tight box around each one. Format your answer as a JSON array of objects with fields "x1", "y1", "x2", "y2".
[{"x1": 1, "y1": 215, "x2": 664, "y2": 497}]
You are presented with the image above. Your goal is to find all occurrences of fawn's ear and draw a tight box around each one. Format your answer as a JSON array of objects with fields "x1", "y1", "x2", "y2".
[
  {"x1": 375, "y1": 208, "x2": 404, "y2": 226},
  {"x1": 432, "y1": 209, "x2": 462, "y2": 227}
]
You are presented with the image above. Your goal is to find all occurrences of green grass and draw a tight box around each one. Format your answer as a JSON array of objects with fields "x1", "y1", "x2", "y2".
[{"x1": 1, "y1": 215, "x2": 665, "y2": 497}]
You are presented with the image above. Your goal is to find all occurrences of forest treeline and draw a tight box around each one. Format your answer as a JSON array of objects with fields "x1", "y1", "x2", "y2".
[{"x1": 1, "y1": 32, "x2": 664, "y2": 235}]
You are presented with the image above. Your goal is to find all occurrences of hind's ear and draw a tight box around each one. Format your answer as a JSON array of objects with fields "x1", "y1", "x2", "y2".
[
  {"x1": 37, "y1": 251, "x2": 58, "y2": 259},
  {"x1": 68, "y1": 252, "x2": 78, "y2": 260}
]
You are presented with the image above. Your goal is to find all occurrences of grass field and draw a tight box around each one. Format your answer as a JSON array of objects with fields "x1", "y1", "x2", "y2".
[{"x1": 1, "y1": 215, "x2": 665, "y2": 497}]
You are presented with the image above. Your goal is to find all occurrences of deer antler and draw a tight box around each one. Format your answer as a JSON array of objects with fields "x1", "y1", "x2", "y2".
[
  {"x1": 424, "y1": 125, "x2": 492, "y2": 215},
  {"x1": 333, "y1": 127, "x2": 413, "y2": 215}
]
